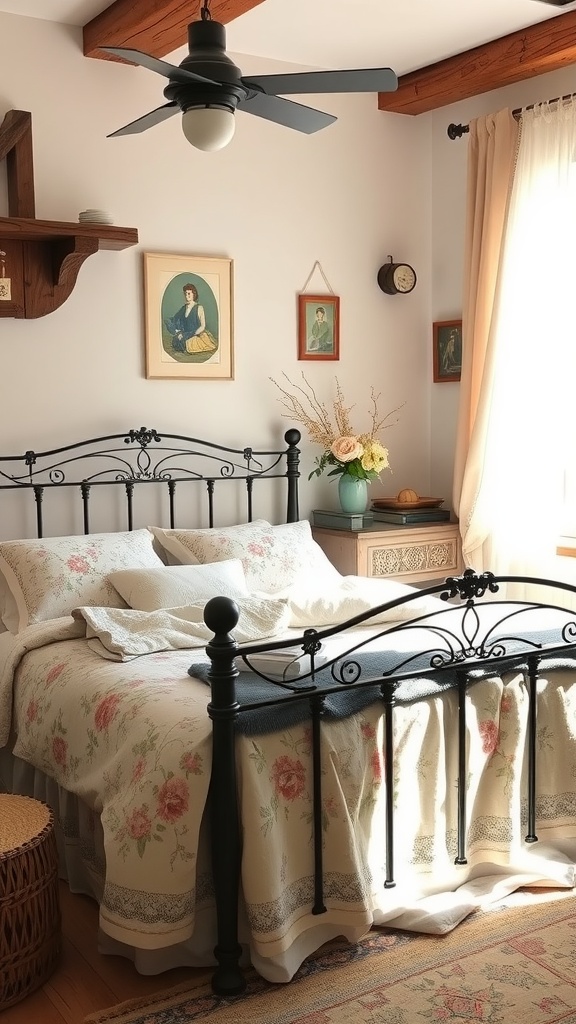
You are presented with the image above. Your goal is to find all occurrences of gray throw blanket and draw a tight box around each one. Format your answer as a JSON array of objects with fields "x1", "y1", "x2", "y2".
[{"x1": 189, "y1": 642, "x2": 576, "y2": 736}]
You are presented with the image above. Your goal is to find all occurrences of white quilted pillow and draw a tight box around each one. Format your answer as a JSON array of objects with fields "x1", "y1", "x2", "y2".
[
  {"x1": 108, "y1": 559, "x2": 249, "y2": 611},
  {"x1": 0, "y1": 529, "x2": 163, "y2": 632},
  {"x1": 151, "y1": 520, "x2": 341, "y2": 595}
]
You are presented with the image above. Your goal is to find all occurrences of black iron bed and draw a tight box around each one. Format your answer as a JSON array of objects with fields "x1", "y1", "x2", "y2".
[
  {"x1": 204, "y1": 569, "x2": 576, "y2": 992},
  {"x1": 1, "y1": 427, "x2": 576, "y2": 995}
]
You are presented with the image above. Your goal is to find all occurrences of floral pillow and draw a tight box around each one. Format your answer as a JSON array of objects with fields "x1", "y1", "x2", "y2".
[
  {"x1": 150, "y1": 519, "x2": 341, "y2": 594},
  {"x1": 0, "y1": 529, "x2": 164, "y2": 632},
  {"x1": 108, "y1": 559, "x2": 249, "y2": 612},
  {"x1": 150, "y1": 520, "x2": 270, "y2": 566}
]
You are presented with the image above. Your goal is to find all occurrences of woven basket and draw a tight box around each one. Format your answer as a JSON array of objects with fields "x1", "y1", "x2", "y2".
[{"x1": 0, "y1": 794, "x2": 61, "y2": 1010}]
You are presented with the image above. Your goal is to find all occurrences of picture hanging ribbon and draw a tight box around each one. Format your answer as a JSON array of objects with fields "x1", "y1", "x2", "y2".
[{"x1": 301, "y1": 260, "x2": 336, "y2": 295}]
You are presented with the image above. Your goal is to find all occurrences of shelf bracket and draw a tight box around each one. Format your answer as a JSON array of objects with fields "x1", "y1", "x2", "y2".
[
  {"x1": 0, "y1": 109, "x2": 138, "y2": 319},
  {"x1": 52, "y1": 235, "x2": 101, "y2": 290},
  {"x1": 19, "y1": 236, "x2": 102, "y2": 320}
]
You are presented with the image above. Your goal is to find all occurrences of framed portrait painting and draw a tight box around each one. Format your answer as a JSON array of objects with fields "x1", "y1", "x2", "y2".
[
  {"x1": 144, "y1": 252, "x2": 234, "y2": 380},
  {"x1": 433, "y1": 319, "x2": 462, "y2": 382},
  {"x1": 298, "y1": 293, "x2": 340, "y2": 361}
]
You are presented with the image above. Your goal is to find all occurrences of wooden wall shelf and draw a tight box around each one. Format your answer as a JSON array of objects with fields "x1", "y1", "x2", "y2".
[
  {"x1": 0, "y1": 110, "x2": 138, "y2": 319},
  {"x1": 0, "y1": 217, "x2": 138, "y2": 248}
]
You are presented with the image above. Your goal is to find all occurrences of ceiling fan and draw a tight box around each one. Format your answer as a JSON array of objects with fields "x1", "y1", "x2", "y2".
[{"x1": 103, "y1": 0, "x2": 398, "y2": 152}]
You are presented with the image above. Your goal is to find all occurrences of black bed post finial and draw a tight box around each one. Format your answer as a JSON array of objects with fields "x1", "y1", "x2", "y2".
[
  {"x1": 284, "y1": 428, "x2": 301, "y2": 523},
  {"x1": 203, "y1": 596, "x2": 246, "y2": 995}
]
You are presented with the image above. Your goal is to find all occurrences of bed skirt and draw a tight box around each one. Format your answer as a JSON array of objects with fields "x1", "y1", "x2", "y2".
[
  {"x1": 3, "y1": 703, "x2": 576, "y2": 984},
  {"x1": 0, "y1": 746, "x2": 370, "y2": 980}
]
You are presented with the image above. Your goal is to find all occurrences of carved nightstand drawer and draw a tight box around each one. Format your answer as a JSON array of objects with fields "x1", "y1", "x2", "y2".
[{"x1": 311, "y1": 521, "x2": 462, "y2": 585}]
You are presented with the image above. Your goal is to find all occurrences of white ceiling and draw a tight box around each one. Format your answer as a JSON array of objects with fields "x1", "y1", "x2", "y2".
[{"x1": 0, "y1": 0, "x2": 572, "y2": 75}]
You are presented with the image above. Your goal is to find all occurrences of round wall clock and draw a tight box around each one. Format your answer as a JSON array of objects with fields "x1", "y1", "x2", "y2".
[{"x1": 377, "y1": 257, "x2": 417, "y2": 295}]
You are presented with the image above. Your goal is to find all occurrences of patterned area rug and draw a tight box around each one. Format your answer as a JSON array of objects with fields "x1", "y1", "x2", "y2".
[{"x1": 85, "y1": 891, "x2": 576, "y2": 1024}]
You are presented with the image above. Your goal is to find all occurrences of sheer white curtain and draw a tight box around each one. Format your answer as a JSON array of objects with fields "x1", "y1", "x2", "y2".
[{"x1": 457, "y1": 98, "x2": 576, "y2": 588}]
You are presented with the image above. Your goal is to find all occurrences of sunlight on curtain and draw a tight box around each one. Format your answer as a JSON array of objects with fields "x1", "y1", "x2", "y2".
[
  {"x1": 460, "y1": 99, "x2": 576, "y2": 591},
  {"x1": 453, "y1": 109, "x2": 519, "y2": 514}
]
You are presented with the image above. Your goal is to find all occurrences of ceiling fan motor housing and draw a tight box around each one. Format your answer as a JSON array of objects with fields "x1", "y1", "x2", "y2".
[{"x1": 164, "y1": 21, "x2": 246, "y2": 112}]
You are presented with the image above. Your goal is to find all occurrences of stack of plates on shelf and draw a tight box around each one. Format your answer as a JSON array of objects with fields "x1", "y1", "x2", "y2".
[{"x1": 78, "y1": 209, "x2": 113, "y2": 225}]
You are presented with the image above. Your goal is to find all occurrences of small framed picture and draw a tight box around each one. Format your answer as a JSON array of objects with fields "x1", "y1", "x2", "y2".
[
  {"x1": 298, "y1": 294, "x2": 340, "y2": 361},
  {"x1": 143, "y1": 252, "x2": 234, "y2": 380},
  {"x1": 0, "y1": 243, "x2": 22, "y2": 318},
  {"x1": 433, "y1": 319, "x2": 462, "y2": 382}
]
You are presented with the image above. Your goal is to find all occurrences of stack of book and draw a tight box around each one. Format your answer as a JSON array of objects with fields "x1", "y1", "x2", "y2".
[
  {"x1": 312, "y1": 509, "x2": 374, "y2": 531},
  {"x1": 236, "y1": 643, "x2": 328, "y2": 680},
  {"x1": 370, "y1": 506, "x2": 451, "y2": 525}
]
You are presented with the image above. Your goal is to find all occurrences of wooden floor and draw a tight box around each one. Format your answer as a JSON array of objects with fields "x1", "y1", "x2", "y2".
[{"x1": 1, "y1": 881, "x2": 202, "y2": 1024}]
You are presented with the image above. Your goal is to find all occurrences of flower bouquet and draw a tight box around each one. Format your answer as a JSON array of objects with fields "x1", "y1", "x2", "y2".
[{"x1": 271, "y1": 373, "x2": 399, "y2": 483}]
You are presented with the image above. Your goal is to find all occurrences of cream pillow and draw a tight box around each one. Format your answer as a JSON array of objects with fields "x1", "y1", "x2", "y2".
[
  {"x1": 0, "y1": 529, "x2": 164, "y2": 632},
  {"x1": 151, "y1": 519, "x2": 341, "y2": 594},
  {"x1": 108, "y1": 559, "x2": 249, "y2": 612},
  {"x1": 151, "y1": 520, "x2": 270, "y2": 569},
  {"x1": 286, "y1": 575, "x2": 447, "y2": 628}
]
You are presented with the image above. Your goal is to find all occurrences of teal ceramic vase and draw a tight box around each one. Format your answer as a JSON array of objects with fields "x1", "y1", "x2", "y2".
[{"x1": 338, "y1": 475, "x2": 368, "y2": 514}]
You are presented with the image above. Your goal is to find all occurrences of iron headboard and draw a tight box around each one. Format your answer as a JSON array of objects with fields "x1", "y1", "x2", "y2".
[{"x1": 0, "y1": 426, "x2": 301, "y2": 537}]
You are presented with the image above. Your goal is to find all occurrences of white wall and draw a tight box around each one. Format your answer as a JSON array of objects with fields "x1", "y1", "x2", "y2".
[
  {"x1": 0, "y1": 12, "x2": 434, "y2": 532},
  {"x1": 430, "y1": 62, "x2": 576, "y2": 504}
]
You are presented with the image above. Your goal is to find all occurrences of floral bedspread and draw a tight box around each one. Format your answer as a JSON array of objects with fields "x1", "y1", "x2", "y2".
[{"x1": 2, "y1": 619, "x2": 576, "y2": 977}]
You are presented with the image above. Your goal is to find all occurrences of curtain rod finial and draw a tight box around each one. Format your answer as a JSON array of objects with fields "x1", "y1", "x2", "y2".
[{"x1": 447, "y1": 123, "x2": 469, "y2": 140}]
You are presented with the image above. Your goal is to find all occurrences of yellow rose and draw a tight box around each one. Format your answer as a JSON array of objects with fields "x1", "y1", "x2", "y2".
[
  {"x1": 361, "y1": 440, "x2": 389, "y2": 474},
  {"x1": 331, "y1": 436, "x2": 364, "y2": 463}
]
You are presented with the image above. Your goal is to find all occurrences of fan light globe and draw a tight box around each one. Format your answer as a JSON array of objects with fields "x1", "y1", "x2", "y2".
[{"x1": 181, "y1": 107, "x2": 236, "y2": 151}]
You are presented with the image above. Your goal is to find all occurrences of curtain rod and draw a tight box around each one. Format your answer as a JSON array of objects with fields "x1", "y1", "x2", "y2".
[{"x1": 446, "y1": 91, "x2": 576, "y2": 139}]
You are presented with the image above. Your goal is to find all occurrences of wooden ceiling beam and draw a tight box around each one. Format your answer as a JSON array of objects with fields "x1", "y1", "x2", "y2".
[
  {"x1": 83, "y1": 0, "x2": 268, "y2": 62},
  {"x1": 83, "y1": 2, "x2": 576, "y2": 115},
  {"x1": 378, "y1": 11, "x2": 576, "y2": 115}
]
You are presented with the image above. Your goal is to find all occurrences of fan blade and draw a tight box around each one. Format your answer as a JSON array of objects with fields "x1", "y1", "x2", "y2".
[
  {"x1": 242, "y1": 67, "x2": 398, "y2": 96},
  {"x1": 107, "y1": 102, "x2": 179, "y2": 137},
  {"x1": 102, "y1": 46, "x2": 219, "y2": 87},
  {"x1": 239, "y1": 92, "x2": 336, "y2": 134}
]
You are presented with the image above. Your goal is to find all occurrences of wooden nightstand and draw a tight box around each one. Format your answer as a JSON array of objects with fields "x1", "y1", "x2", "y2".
[{"x1": 311, "y1": 520, "x2": 463, "y2": 585}]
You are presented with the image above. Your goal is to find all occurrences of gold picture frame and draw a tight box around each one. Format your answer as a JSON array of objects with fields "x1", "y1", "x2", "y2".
[{"x1": 144, "y1": 252, "x2": 234, "y2": 380}]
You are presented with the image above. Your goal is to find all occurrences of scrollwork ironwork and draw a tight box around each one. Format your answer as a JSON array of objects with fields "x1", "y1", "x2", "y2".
[
  {"x1": 302, "y1": 628, "x2": 323, "y2": 657},
  {"x1": 331, "y1": 658, "x2": 362, "y2": 685},
  {"x1": 126, "y1": 427, "x2": 161, "y2": 447},
  {"x1": 229, "y1": 580, "x2": 576, "y2": 696},
  {"x1": 0, "y1": 429, "x2": 295, "y2": 488},
  {"x1": 0, "y1": 427, "x2": 302, "y2": 536},
  {"x1": 442, "y1": 569, "x2": 499, "y2": 601}
]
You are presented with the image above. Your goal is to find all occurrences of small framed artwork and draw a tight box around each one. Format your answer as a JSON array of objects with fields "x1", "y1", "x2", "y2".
[
  {"x1": 298, "y1": 293, "x2": 340, "y2": 361},
  {"x1": 144, "y1": 252, "x2": 234, "y2": 380},
  {"x1": 433, "y1": 319, "x2": 462, "y2": 382},
  {"x1": 0, "y1": 243, "x2": 24, "y2": 318}
]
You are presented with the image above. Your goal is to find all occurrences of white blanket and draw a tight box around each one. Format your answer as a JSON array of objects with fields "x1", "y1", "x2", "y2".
[
  {"x1": 0, "y1": 599, "x2": 289, "y2": 743},
  {"x1": 0, "y1": 574, "x2": 437, "y2": 744},
  {"x1": 68, "y1": 575, "x2": 447, "y2": 662},
  {"x1": 71, "y1": 597, "x2": 291, "y2": 661}
]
